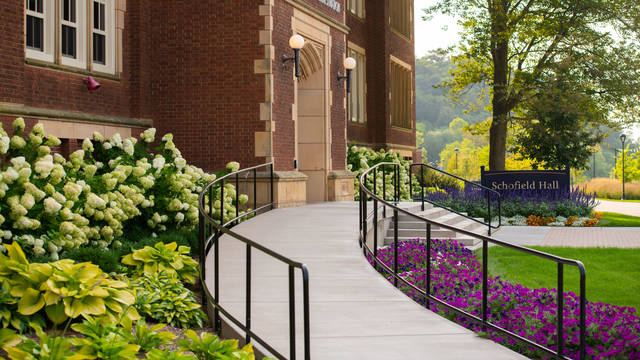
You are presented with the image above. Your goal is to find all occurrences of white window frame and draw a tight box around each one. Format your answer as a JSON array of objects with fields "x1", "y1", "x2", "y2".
[
  {"x1": 25, "y1": 0, "x2": 54, "y2": 63},
  {"x1": 348, "y1": 46, "x2": 366, "y2": 124},
  {"x1": 348, "y1": 0, "x2": 364, "y2": 18},
  {"x1": 91, "y1": 0, "x2": 115, "y2": 74},
  {"x1": 59, "y1": 0, "x2": 86, "y2": 69}
]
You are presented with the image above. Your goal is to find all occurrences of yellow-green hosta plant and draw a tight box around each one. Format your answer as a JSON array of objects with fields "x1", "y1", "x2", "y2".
[
  {"x1": 0, "y1": 242, "x2": 139, "y2": 326},
  {"x1": 121, "y1": 242, "x2": 198, "y2": 284}
]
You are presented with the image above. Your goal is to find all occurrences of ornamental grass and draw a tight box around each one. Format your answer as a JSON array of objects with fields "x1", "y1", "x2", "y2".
[{"x1": 369, "y1": 239, "x2": 640, "y2": 359}]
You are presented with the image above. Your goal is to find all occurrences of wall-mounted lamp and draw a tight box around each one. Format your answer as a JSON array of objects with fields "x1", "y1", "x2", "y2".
[
  {"x1": 282, "y1": 34, "x2": 305, "y2": 77},
  {"x1": 337, "y1": 57, "x2": 356, "y2": 93},
  {"x1": 84, "y1": 76, "x2": 101, "y2": 91}
]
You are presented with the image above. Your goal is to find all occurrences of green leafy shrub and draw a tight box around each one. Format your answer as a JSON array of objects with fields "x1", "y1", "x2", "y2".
[
  {"x1": 122, "y1": 319, "x2": 175, "y2": 352},
  {"x1": 5, "y1": 325, "x2": 81, "y2": 360},
  {"x1": 145, "y1": 349, "x2": 197, "y2": 360},
  {"x1": 0, "y1": 328, "x2": 21, "y2": 351},
  {"x1": 132, "y1": 272, "x2": 205, "y2": 329},
  {"x1": 421, "y1": 167, "x2": 462, "y2": 189},
  {"x1": 347, "y1": 145, "x2": 419, "y2": 200},
  {"x1": 70, "y1": 317, "x2": 141, "y2": 360},
  {"x1": 0, "y1": 117, "x2": 245, "y2": 262},
  {"x1": 0, "y1": 242, "x2": 138, "y2": 326},
  {"x1": 0, "y1": 280, "x2": 45, "y2": 333},
  {"x1": 122, "y1": 242, "x2": 199, "y2": 284},
  {"x1": 178, "y1": 330, "x2": 256, "y2": 360}
]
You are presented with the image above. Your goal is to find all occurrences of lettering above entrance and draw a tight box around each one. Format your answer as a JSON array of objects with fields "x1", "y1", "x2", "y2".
[
  {"x1": 480, "y1": 166, "x2": 570, "y2": 196},
  {"x1": 318, "y1": 0, "x2": 341, "y2": 13}
]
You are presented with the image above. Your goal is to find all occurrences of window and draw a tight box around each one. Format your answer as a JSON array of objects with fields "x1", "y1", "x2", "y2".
[
  {"x1": 390, "y1": 0, "x2": 411, "y2": 38},
  {"x1": 91, "y1": 0, "x2": 115, "y2": 73},
  {"x1": 25, "y1": 0, "x2": 54, "y2": 62},
  {"x1": 348, "y1": 0, "x2": 364, "y2": 18},
  {"x1": 25, "y1": 0, "x2": 116, "y2": 74},
  {"x1": 348, "y1": 48, "x2": 366, "y2": 124},
  {"x1": 390, "y1": 60, "x2": 412, "y2": 129}
]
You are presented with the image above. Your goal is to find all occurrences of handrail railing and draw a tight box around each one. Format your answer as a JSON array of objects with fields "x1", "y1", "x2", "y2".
[
  {"x1": 409, "y1": 163, "x2": 502, "y2": 235},
  {"x1": 198, "y1": 163, "x2": 311, "y2": 360},
  {"x1": 360, "y1": 162, "x2": 586, "y2": 360}
]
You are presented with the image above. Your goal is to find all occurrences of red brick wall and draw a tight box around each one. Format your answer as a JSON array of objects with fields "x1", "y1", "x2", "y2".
[
  {"x1": 272, "y1": 1, "x2": 296, "y2": 171},
  {"x1": 330, "y1": 27, "x2": 347, "y2": 171},
  {"x1": 300, "y1": 0, "x2": 345, "y2": 23},
  {"x1": 0, "y1": 3, "x2": 134, "y2": 118},
  {"x1": 149, "y1": 1, "x2": 265, "y2": 173},
  {"x1": 346, "y1": 0, "x2": 416, "y2": 156}
]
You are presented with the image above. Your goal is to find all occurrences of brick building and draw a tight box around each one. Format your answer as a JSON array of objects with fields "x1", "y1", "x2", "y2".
[{"x1": 0, "y1": 0, "x2": 415, "y2": 206}]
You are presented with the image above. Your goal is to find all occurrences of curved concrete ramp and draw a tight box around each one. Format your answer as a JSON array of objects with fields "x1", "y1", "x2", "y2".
[{"x1": 206, "y1": 202, "x2": 527, "y2": 359}]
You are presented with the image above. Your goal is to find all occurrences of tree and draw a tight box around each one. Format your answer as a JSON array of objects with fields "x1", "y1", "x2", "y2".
[
  {"x1": 511, "y1": 68, "x2": 608, "y2": 170},
  {"x1": 424, "y1": 0, "x2": 640, "y2": 170}
]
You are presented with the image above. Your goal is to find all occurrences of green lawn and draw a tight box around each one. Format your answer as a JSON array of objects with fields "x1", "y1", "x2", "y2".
[
  {"x1": 479, "y1": 246, "x2": 640, "y2": 309},
  {"x1": 597, "y1": 212, "x2": 640, "y2": 227}
]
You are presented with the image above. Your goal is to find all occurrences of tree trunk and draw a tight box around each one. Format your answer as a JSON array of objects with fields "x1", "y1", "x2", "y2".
[
  {"x1": 489, "y1": 0, "x2": 510, "y2": 170},
  {"x1": 489, "y1": 115, "x2": 508, "y2": 170}
]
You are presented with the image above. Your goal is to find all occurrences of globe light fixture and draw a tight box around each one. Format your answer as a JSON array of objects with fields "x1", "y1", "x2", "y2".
[
  {"x1": 337, "y1": 56, "x2": 356, "y2": 93},
  {"x1": 282, "y1": 34, "x2": 305, "y2": 77}
]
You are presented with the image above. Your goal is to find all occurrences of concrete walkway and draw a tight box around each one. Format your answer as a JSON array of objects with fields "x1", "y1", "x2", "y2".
[
  {"x1": 596, "y1": 200, "x2": 640, "y2": 217},
  {"x1": 493, "y1": 226, "x2": 640, "y2": 247},
  {"x1": 206, "y1": 202, "x2": 526, "y2": 359}
]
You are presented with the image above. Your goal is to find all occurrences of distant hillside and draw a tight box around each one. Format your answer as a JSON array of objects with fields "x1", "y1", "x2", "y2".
[{"x1": 415, "y1": 51, "x2": 490, "y2": 131}]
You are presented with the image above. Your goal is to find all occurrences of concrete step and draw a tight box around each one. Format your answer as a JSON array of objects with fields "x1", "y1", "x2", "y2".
[
  {"x1": 386, "y1": 228, "x2": 457, "y2": 239},
  {"x1": 383, "y1": 236, "x2": 481, "y2": 247}
]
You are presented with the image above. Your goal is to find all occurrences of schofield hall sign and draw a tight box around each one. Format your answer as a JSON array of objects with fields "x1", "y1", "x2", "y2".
[{"x1": 480, "y1": 166, "x2": 570, "y2": 195}]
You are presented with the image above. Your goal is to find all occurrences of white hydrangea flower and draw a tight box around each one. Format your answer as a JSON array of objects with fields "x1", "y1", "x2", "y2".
[
  {"x1": 87, "y1": 193, "x2": 107, "y2": 209},
  {"x1": 109, "y1": 133, "x2": 123, "y2": 148},
  {"x1": 152, "y1": 156, "x2": 165, "y2": 171},
  {"x1": 2, "y1": 230, "x2": 11, "y2": 240},
  {"x1": 162, "y1": 133, "x2": 173, "y2": 142},
  {"x1": 45, "y1": 134, "x2": 61, "y2": 147},
  {"x1": 226, "y1": 161, "x2": 240, "y2": 172},
  {"x1": 0, "y1": 136, "x2": 10, "y2": 154},
  {"x1": 29, "y1": 134, "x2": 43, "y2": 146},
  {"x1": 82, "y1": 138, "x2": 94, "y2": 152},
  {"x1": 12, "y1": 118, "x2": 25, "y2": 131},
  {"x1": 175, "y1": 157, "x2": 187, "y2": 170},
  {"x1": 123, "y1": 138, "x2": 134, "y2": 156},
  {"x1": 3, "y1": 168, "x2": 19, "y2": 183},
  {"x1": 103, "y1": 142, "x2": 113, "y2": 150},
  {"x1": 34, "y1": 157, "x2": 54, "y2": 177},
  {"x1": 93, "y1": 131, "x2": 105, "y2": 142},
  {"x1": 141, "y1": 128, "x2": 156, "y2": 143},
  {"x1": 10, "y1": 157, "x2": 27, "y2": 169},
  {"x1": 20, "y1": 193, "x2": 35, "y2": 210},
  {"x1": 43, "y1": 197, "x2": 62, "y2": 214},
  {"x1": 10, "y1": 136, "x2": 26, "y2": 149},
  {"x1": 175, "y1": 212, "x2": 185, "y2": 223}
]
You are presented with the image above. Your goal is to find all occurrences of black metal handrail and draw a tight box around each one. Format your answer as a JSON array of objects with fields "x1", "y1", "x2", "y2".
[
  {"x1": 359, "y1": 162, "x2": 586, "y2": 360},
  {"x1": 198, "y1": 163, "x2": 311, "y2": 360},
  {"x1": 409, "y1": 163, "x2": 502, "y2": 235}
]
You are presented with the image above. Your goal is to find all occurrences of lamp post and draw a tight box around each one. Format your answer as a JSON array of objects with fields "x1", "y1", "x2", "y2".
[
  {"x1": 337, "y1": 57, "x2": 356, "y2": 93},
  {"x1": 282, "y1": 34, "x2": 305, "y2": 77},
  {"x1": 454, "y1": 148, "x2": 459, "y2": 172},
  {"x1": 620, "y1": 133, "x2": 627, "y2": 200}
]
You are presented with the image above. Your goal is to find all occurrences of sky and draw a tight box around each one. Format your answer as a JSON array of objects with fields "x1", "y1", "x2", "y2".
[{"x1": 413, "y1": 0, "x2": 640, "y2": 141}]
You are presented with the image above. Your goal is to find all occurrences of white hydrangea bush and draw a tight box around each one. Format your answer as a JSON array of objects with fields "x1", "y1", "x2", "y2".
[
  {"x1": 0, "y1": 118, "x2": 245, "y2": 259},
  {"x1": 347, "y1": 145, "x2": 418, "y2": 201}
]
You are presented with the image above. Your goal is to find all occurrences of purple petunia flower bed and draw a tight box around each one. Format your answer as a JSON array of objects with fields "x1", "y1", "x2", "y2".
[{"x1": 368, "y1": 239, "x2": 640, "y2": 359}]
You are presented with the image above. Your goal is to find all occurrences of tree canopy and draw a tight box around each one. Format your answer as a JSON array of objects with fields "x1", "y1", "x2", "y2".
[{"x1": 424, "y1": 0, "x2": 640, "y2": 170}]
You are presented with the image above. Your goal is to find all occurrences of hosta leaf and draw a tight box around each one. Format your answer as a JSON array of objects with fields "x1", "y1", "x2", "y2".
[
  {"x1": 110, "y1": 289, "x2": 135, "y2": 305},
  {"x1": 5, "y1": 243, "x2": 28, "y2": 265},
  {"x1": 45, "y1": 302, "x2": 68, "y2": 324},
  {"x1": 121, "y1": 254, "x2": 137, "y2": 266},
  {"x1": 163, "y1": 242, "x2": 178, "y2": 252},
  {"x1": 74, "y1": 296, "x2": 106, "y2": 316},
  {"x1": 17, "y1": 288, "x2": 44, "y2": 315},
  {"x1": 0, "y1": 328, "x2": 21, "y2": 349}
]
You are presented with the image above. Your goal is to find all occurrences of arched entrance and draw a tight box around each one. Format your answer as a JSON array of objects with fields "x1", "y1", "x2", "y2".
[{"x1": 296, "y1": 40, "x2": 329, "y2": 202}]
